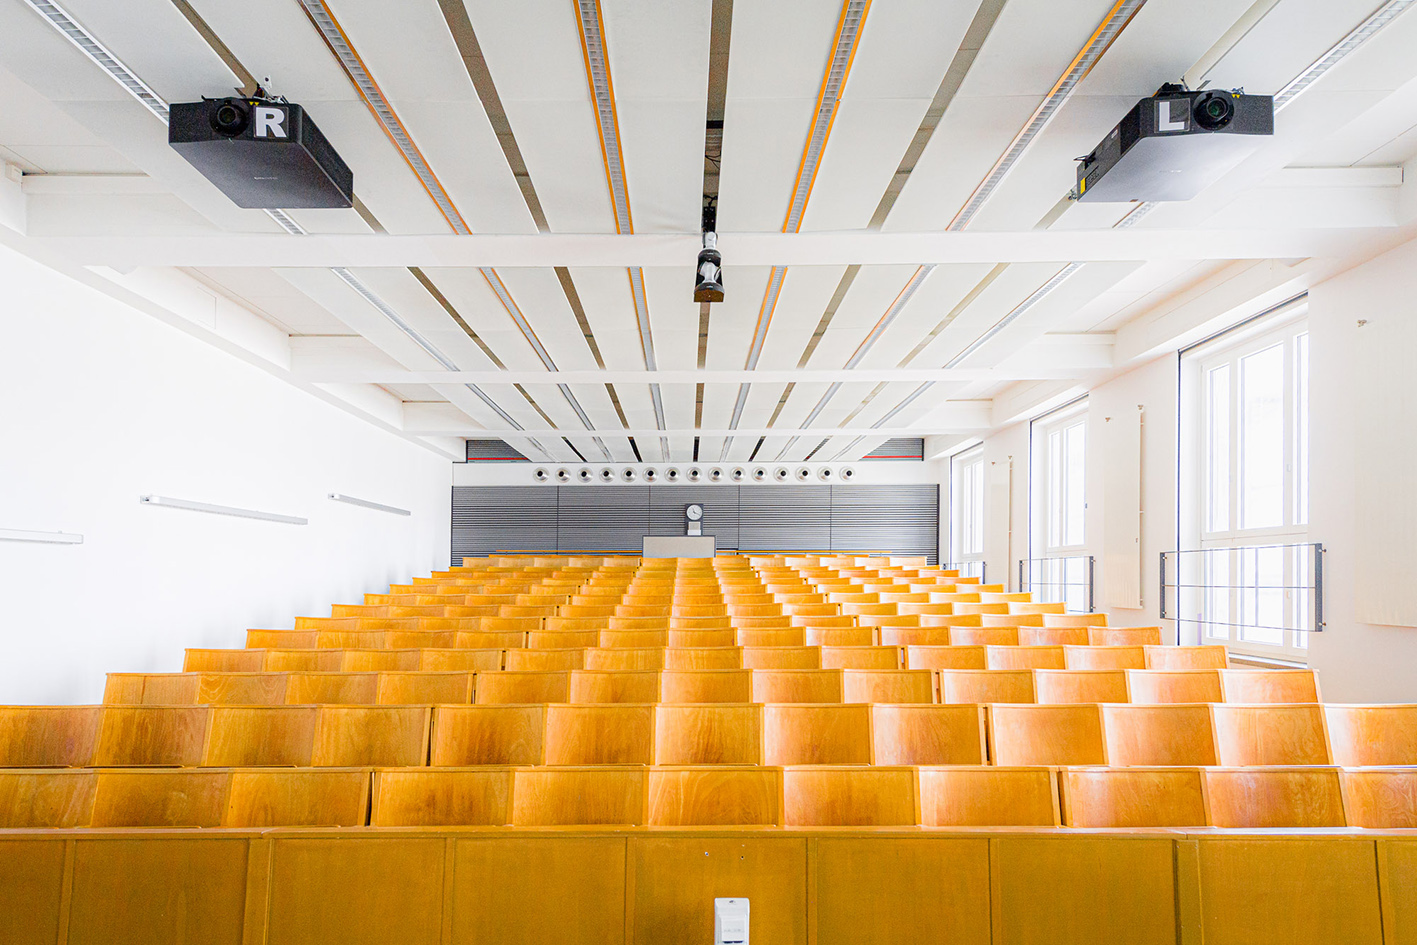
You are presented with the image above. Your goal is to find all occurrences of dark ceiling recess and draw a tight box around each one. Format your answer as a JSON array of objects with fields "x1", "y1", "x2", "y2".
[{"x1": 697, "y1": 0, "x2": 734, "y2": 429}]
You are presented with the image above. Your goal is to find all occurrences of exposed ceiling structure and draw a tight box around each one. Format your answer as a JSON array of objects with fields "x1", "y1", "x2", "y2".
[{"x1": 1, "y1": 0, "x2": 1416, "y2": 462}]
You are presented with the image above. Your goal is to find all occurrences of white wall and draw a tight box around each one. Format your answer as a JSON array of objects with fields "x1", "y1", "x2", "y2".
[{"x1": 0, "y1": 246, "x2": 451, "y2": 703}]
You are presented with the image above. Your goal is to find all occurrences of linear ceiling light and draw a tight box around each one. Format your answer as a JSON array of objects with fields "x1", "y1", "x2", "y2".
[
  {"x1": 328, "y1": 493, "x2": 411, "y2": 515},
  {"x1": 721, "y1": 0, "x2": 870, "y2": 461},
  {"x1": 0, "y1": 528, "x2": 84, "y2": 544},
  {"x1": 575, "y1": 0, "x2": 669, "y2": 458},
  {"x1": 139, "y1": 494, "x2": 307, "y2": 525},
  {"x1": 1273, "y1": 0, "x2": 1417, "y2": 110},
  {"x1": 948, "y1": 0, "x2": 1146, "y2": 231},
  {"x1": 20, "y1": 0, "x2": 169, "y2": 122}
]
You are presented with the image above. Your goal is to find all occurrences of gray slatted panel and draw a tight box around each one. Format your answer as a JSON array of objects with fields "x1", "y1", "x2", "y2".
[
  {"x1": 451, "y1": 486, "x2": 556, "y2": 562},
  {"x1": 862, "y1": 437, "x2": 924, "y2": 461},
  {"x1": 830, "y1": 484, "x2": 939, "y2": 563},
  {"x1": 738, "y1": 485, "x2": 832, "y2": 552},
  {"x1": 465, "y1": 439, "x2": 530, "y2": 461},
  {"x1": 648, "y1": 485, "x2": 740, "y2": 550},
  {"x1": 556, "y1": 486, "x2": 649, "y2": 552}
]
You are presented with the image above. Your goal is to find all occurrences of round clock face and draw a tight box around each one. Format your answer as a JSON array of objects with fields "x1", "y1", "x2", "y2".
[{"x1": 686, "y1": 503, "x2": 704, "y2": 521}]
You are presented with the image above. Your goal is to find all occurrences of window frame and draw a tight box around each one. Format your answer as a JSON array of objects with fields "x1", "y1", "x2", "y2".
[{"x1": 949, "y1": 446, "x2": 986, "y2": 570}]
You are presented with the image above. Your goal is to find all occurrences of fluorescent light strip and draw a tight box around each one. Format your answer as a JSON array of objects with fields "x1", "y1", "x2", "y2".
[
  {"x1": 0, "y1": 528, "x2": 83, "y2": 545},
  {"x1": 944, "y1": 263, "x2": 1083, "y2": 368},
  {"x1": 328, "y1": 493, "x2": 411, "y2": 516},
  {"x1": 265, "y1": 208, "x2": 308, "y2": 235},
  {"x1": 723, "y1": 1, "x2": 870, "y2": 455},
  {"x1": 1274, "y1": 0, "x2": 1417, "y2": 110},
  {"x1": 140, "y1": 495, "x2": 307, "y2": 525},
  {"x1": 948, "y1": 0, "x2": 1147, "y2": 231},
  {"x1": 21, "y1": 0, "x2": 169, "y2": 123}
]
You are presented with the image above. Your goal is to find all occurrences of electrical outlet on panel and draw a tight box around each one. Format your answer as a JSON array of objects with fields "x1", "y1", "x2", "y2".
[{"x1": 714, "y1": 898, "x2": 749, "y2": 945}]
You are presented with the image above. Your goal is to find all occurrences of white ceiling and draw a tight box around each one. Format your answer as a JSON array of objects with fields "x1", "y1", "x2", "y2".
[{"x1": 1, "y1": 0, "x2": 1416, "y2": 462}]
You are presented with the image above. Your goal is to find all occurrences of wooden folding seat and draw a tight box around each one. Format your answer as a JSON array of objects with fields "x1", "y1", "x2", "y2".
[
  {"x1": 876, "y1": 592, "x2": 930, "y2": 605},
  {"x1": 741, "y1": 646, "x2": 821, "y2": 670},
  {"x1": 1006, "y1": 601, "x2": 1066, "y2": 614},
  {"x1": 1204, "y1": 767, "x2": 1346, "y2": 827},
  {"x1": 223, "y1": 768, "x2": 370, "y2": 827},
  {"x1": 663, "y1": 647, "x2": 743, "y2": 670},
  {"x1": 1324, "y1": 705, "x2": 1417, "y2": 766},
  {"x1": 568, "y1": 670, "x2": 663, "y2": 704},
  {"x1": 1142, "y1": 644, "x2": 1229, "y2": 669},
  {"x1": 788, "y1": 613, "x2": 855, "y2": 628},
  {"x1": 414, "y1": 618, "x2": 481, "y2": 632},
  {"x1": 377, "y1": 672, "x2": 474, "y2": 705},
  {"x1": 93, "y1": 705, "x2": 211, "y2": 766},
  {"x1": 554, "y1": 606, "x2": 618, "y2": 620},
  {"x1": 870, "y1": 705, "x2": 987, "y2": 765},
  {"x1": 418, "y1": 649, "x2": 503, "y2": 672},
  {"x1": 671, "y1": 608, "x2": 729, "y2": 622},
  {"x1": 103, "y1": 673, "x2": 173, "y2": 705},
  {"x1": 387, "y1": 605, "x2": 450, "y2": 619},
  {"x1": 608, "y1": 616, "x2": 671, "y2": 632},
  {"x1": 1087, "y1": 626, "x2": 1160, "y2": 646},
  {"x1": 430, "y1": 705, "x2": 545, "y2": 765},
  {"x1": 616, "y1": 605, "x2": 672, "y2": 620},
  {"x1": 928, "y1": 592, "x2": 981, "y2": 604},
  {"x1": 726, "y1": 615, "x2": 792, "y2": 630},
  {"x1": 895, "y1": 602, "x2": 956, "y2": 617},
  {"x1": 986, "y1": 645, "x2": 1066, "y2": 671},
  {"x1": 837, "y1": 603, "x2": 895, "y2": 619},
  {"x1": 194, "y1": 673, "x2": 289, "y2": 706},
  {"x1": 916, "y1": 614, "x2": 984, "y2": 628},
  {"x1": 763, "y1": 704, "x2": 871, "y2": 765},
  {"x1": 880, "y1": 627, "x2": 952, "y2": 647},
  {"x1": 296, "y1": 616, "x2": 362, "y2": 631},
  {"x1": 500, "y1": 648, "x2": 579, "y2": 671},
  {"x1": 511, "y1": 766, "x2": 648, "y2": 826},
  {"x1": 654, "y1": 705, "x2": 764, "y2": 765},
  {"x1": 950, "y1": 626, "x2": 1020, "y2": 646},
  {"x1": 855, "y1": 614, "x2": 919, "y2": 631},
  {"x1": 334, "y1": 649, "x2": 416, "y2": 672},
  {"x1": 903, "y1": 645, "x2": 988, "y2": 670},
  {"x1": 600, "y1": 629, "x2": 670, "y2": 647},
  {"x1": 1219, "y1": 669, "x2": 1320, "y2": 703},
  {"x1": 1100, "y1": 704, "x2": 1219, "y2": 766},
  {"x1": 497, "y1": 605, "x2": 557, "y2": 619},
  {"x1": 1019, "y1": 627, "x2": 1089, "y2": 646},
  {"x1": 981, "y1": 613, "x2": 1044, "y2": 628},
  {"x1": 800, "y1": 627, "x2": 872, "y2": 648},
  {"x1": 312, "y1": 706, "x2": 430, "y2": 767},
  {"x1": 735, "y1": 628, "x2": 805, "y2": 648},
  {"x1": 661, "y1": 669, "x2": 753, "y2": 703},
  {"x1": 841, "y1": 669, "x2": 936, "y2": 704},
  {"x1": 1062, "y1": 645, "x2": 1146, "y2": 670},
  {"x1": 582, "y1": 647, "x2": 664, "y2": 671},
  {"x1": 667, "y1": 629, "x2": 735, "y2": 647},
  {"x1": 89, "y1": 769, "x2": 231, "y2": 828},
  {"x1": 751, "y1": 669, "x2": 844, "y2": 703},
  {"x1": 1040, "y1": 613, "x2": 1107, "y2": 628},
  {"x1": 647, "y1": 767, "x2": 781, "y2": 826},
  {"x1": 938, "y1": 669, "x2": 1035, "y2": 704},
  {"x1": 526, "y1": 630, "x2": 599, "y2": 649},
  {"x1": 820, "y1": 645, "x2": 902, "y2": 670},
  {"x1": 1124, "y1": 669, "x2": 1223, "y2": 704},
  {"x1": 919, "y1": 767, "x2": 1060, "y2": 826},
  {"x1": 205, "y1": 706, "x2": 318, "y2": 766},
  {"x1": 479, "y1": 616, "x2": 543, "y2": 633},
  {"x1": 1034, "y1": 669, "x2": 1130, "y2": 704},
  {"x1": 185, "y1": 648, "x2": 265, "y2": 673},
  {"x1": 782, "y1": 766, "x2": 918, "y2": 827},
  {"x1": 1211, "y1": 704, "x2": 1331, "y2": 765},
  {"x1": 544, "y1": 705, "x2": 656, "y2": 765},
  {"x1": 0, "y1": 706, "x2": 101, "y2": 766},
  {"x1": 951, "y1": 603, "x2": 1010, "y2": 616},
  {"x1": 454, "y1": 631, "x2": 527, "y2": 649},
  {"x1": 987, "y1": 704, "x2": 1107, "y2": 766},
  {"x1": 1340, "y1": 768, "x2": 1417, "y2": 828},
  {"x1": 0, "y1": 769, "x2": 97, "y2": 827},
  {"x1": 285, "y1": 672, "x2": 379, "y2": 705},
  {"x1": 314, "y1": 630, "x2": 388, "y2": 650},
  {"x1": 473, "y1": 670, "x2": 569, "y2": 704},
  {"x1": 726, "y1": 602, "x2": 782, "y2": 618},
  {"x1": 248, "y1": 629, "x2": 318, "y2": 648},
  {"x1": 384, "y1": 631, "x2": 456, "y2": 649},
  {"x1": 1059, "y1": 767, "x2": 1208, "y2": 827},
  {"x1": 371, "y1": 768, "x2": 516, "y2": 826}
]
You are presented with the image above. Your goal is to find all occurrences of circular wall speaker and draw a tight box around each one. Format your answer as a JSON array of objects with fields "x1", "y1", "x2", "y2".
[
  {"x1": 664, "y1": 467, "x2": 680, "y2": 482},
  {"x1": 577, "y1": 468, "x2": 594, "y2": 483},
  {"x1": 686, "y1": 466, "x2": 702, "y2": 482},
  {"x1": 533, "y1": 468, "x2": 550, "y2": 482},
  {"x1": 817, "y1": 467, "x2": 834, "y2": 481},
  {"x1": 555, "y1": 468, "x2": 571, "y2": 482},
  {"x1": 599, "y1": 467, "x2": 616, "y2": 483},
  {"x1": 839, "y1": 466, "x2": 856, "y2": 482},
  {"x1": 773, "y1": 467, "x2": 790, "y2": 482},
  {"x1": 709, "y1": 467, "x2": 725, "y2": 482},
  {"x1": 621, "y1": 467, "x2": 638, "y2": 482},
  {"x1": 751, "y1": 467, "x2": 768, "y2": 482},
  {"x1": 729, "y1": 467, "x2": 746, "y2": 482},
  {"x1": 795, "y1": 467, "x2": 812, "y2": 481},
  {"x1": 643, "y1": 467, "x2": 659, "y2": 483}
]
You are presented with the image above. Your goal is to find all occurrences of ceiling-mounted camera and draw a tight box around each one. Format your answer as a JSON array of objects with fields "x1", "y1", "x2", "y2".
[{"x1": 693, "y1": 200, "x2": 724, "y2": 303}]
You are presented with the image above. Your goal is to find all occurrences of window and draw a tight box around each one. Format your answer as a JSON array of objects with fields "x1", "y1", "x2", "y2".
[
  {"x1": 1186, "y1": 316, "x2": 1311, "y2": 660},
  {"x1": 950, "y1": 447, "x2": 985, "y2": 576},
  {"x1": 1029, "y1": 401, "x2": 1090, "y2": 611}
]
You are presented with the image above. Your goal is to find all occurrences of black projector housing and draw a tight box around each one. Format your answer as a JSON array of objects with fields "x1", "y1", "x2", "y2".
[
  {"x1": 1076, "y1": 87, "x2": 1273, "y2": 202},
  {"x1": 169, "y1": 98, "x2": 353, "y2": 209}
]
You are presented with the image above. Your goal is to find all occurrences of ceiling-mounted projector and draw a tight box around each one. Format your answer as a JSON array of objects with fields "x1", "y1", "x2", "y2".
[
  {"x1": 169, "y1": 96, "x2": 353, "y2": 208},
  {"x1": 1075, "y1": 84, "x2": 1272, "y2": 203}
]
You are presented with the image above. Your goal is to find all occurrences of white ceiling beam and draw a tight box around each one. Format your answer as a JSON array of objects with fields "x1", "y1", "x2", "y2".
[
  {"x1": 25, "y1": 226, "x2": 1406, "y2": 270},
  {"x1": 1265, "y1": 166, "x2": 1404, "y2": 188},
  {"x1": 290, "y1": 367, "x2": 1108, "y2": 385}
]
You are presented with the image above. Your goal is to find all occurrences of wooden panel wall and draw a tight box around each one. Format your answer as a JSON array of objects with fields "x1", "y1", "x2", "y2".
[{"x1": 0, "y1": 831, "x2": 1408, "y2": 945}]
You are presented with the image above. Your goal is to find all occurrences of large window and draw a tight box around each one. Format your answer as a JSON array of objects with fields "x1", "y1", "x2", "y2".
[
  {"x1": 949, "y1": 447, "x2": 985, "y2": 576},
  {"x1": 1188, "y1": 316, "x2": 1311, "y2": 659},
  {"x1": 1029, "y1": 401, "x2": 1090, "y2": 611}
]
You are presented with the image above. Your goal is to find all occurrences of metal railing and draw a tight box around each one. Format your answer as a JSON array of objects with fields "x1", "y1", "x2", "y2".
[
  {"x1": 1018, "y1": 555, "x2": 1095, "y2": 613},
  {"x1": 941, "y1": 560, "x2": 986, "y2": 582},
  {"x1": 1160, "y1": 542, "x2": 1325, "y2": 641}
]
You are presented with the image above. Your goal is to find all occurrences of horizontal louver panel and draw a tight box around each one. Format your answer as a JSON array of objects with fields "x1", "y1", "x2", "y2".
[
  {"x1": 861, "y1": 437, "x2": 924, "y2": 461},
  {"x1": 464, "y1": 439, "x2": 530, "y2": 462}
]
